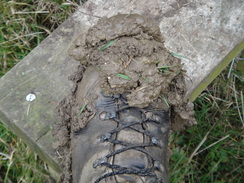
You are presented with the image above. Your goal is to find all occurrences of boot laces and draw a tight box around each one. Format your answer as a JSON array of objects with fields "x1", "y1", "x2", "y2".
[{"x1": 93, "y1": 94, "x2": 165, "y2": 183}]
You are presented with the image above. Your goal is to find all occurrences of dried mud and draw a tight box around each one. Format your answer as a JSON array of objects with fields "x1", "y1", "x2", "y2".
[{"x1": 53, "y1": 14, "x2": 196, "y2": 182}]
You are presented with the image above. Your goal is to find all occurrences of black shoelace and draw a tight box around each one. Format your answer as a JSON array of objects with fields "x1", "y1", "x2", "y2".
[{"x1": 93, "y1": 95, "x2": 164, "y2": 183}]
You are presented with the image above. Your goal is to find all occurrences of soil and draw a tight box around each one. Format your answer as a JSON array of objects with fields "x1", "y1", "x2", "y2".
[{"x1": 53, "y1": 14, "x2": 196, "y2": 182}]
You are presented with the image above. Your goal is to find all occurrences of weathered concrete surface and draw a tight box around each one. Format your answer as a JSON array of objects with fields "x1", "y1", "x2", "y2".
[
  {"x1": 0, "y1": 0, "x2": 243, "y2": 175},
  {"x1": 0, "y1": 16, "x2": 79, "y2": 173}
]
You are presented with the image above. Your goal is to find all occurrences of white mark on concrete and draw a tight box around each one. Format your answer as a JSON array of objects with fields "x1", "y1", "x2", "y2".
[
  {"x1": 0, "y1": 75, "x2": 38, "y2": 104},
  {"x1": 26, "y1": 93, "x2": 36, "y2": 116},
  {"x1": 26, "y1": 93, "x2": 36, "y2": 102}
]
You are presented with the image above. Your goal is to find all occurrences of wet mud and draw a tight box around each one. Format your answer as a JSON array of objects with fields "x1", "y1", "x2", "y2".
[{"x1": 53, "y1": 14, "x2": 196, "y2": 182}]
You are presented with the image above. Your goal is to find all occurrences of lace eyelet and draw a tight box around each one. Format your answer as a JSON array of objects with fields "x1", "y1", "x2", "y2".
[
  {"x1": 93, "y1": 157, "x2": 108, "y2": 168},
  {"x1": 98, "y1": 133, "x2": 111, "y2": 143}
]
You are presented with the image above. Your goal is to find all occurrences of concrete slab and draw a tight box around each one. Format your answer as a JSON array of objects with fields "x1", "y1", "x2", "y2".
[{"x1": 0, "y1": 0, "x2": 243, "y2": 175}]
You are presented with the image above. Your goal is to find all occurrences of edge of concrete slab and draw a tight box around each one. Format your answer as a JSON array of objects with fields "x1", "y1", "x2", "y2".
[
  {"x1": 0, "y1": 110, "x2": 61, "y2": 174},
  {"x1": 188, "y1": 39, "x2": 244, "y2": 101}
]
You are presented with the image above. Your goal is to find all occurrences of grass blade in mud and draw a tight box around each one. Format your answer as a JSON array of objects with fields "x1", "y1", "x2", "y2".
[
  {"x1": 170, "y1": 52, "x2": 187, "y2": 59},
  {"x1": 77, "y1": 104, "x2": 87, "y2": 116},
  {"x1": 99, "y1": 40, "x2": 115, "y2": 51},
  {"x1": 156, "y1": 65, "x2": 177, "y2": 69},
  {"x1": 116, "y1": 73, "x2": 132, "y2": 80},
  {"x1": 157, "y1": 65, "x2": 177, "y2": 73},
  {"x1": 161, "y1": 96, "x2": 170, "y2": 107},
  {"x1": 170, "y1": 52, "x2": 197, "y2": 64},
  {"x1": 137, "y1": 73, "x2": 150, "y2": 83}
]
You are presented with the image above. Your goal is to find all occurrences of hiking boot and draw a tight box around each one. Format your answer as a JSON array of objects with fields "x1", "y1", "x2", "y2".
[{"x1": 72, "y1": 67, "x2": 170, "y2": 183}]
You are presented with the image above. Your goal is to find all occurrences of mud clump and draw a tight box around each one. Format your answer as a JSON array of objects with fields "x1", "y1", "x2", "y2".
[
  {"x1": 53, "y1": 14, "x2": 196, "y2": 182},
  {"x1": 69, "y1": 14, "x2": 183, "y2": 108}
]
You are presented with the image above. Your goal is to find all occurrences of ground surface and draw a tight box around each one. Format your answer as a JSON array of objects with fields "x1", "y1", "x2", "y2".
[{"x1": 0, "y1": 0, "x2": 243, "y2": 183}]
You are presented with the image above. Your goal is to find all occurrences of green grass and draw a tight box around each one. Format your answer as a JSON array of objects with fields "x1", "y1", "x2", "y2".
[
  {"x1": 0, "y1": 0, "x2": 243, "y2": 182},
  {"x1": 169, "y1": 61, "x2": 244, "y2": 182},
  {"x1": 0, "y1": 0, "x2": 77, "y2": 77},
  {"x1": 0, "y1": 123, "x2": 53, "y2": 182}
]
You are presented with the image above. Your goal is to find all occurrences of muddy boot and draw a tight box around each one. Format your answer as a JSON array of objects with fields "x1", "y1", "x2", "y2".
[{"x1": 72, "y1": 67, "x2": 170, "y2": 183}]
